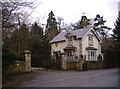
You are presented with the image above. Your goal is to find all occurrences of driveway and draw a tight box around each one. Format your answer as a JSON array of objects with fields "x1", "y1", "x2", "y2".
[{"x1": 17, "y1": 68, "x2": 119, "y2": 87}]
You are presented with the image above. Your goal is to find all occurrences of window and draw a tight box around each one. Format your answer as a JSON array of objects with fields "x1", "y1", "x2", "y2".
[
  {"x1": 67, "y1": 51, "x2": 72, "y2": 56},
  {"x1": 67, "y1": 37, "x2": 73, "y2": 46},
  {"x1": 55, "y1": 43, "x2": 58, "y2": 47},
  {"x1": 87, "y1": 50, "x2": 96, "y2": 61},
  {"x1": 67, "y1": 51, "x2": 73, "y2": 60},
  {"x1": 88, "y1": 35, "x2": 93, "y2": 46}
]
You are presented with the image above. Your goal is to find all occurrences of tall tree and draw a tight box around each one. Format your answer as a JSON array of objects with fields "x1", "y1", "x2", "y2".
[
  {"x1": 1, "y1": 1, "x2": 34, "y2": 44},
  {"x1": 112, "y1": 12, "x2": 120, "y2": 48},
  {"x1": 30, "y1": 22, "x2": 43, "y2": 52},
  {"x1": 45, "y1": 11, "x2": 59, "y2": 40},
  {"x1": 93, "y1": 14, "x2": 111, "y2": 39},
  {"x1": 8, "y1": 23, "x2": 30, "y2": 54},
  {"x1": 46, "y1": 11, "x2": 57, "y2": 32},
  {"x1": 31, "y1": 22, "x2": 43, "y2": 37},
  {"x1": 30, "y1": 22, "x2": 50, "y2": 67}
]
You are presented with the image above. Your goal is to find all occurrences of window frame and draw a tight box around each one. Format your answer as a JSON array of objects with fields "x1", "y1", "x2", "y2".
[
  {"x1": 67, "y1": 37, "x2": 73, "y2": 46},
  {"x1": 87, "y1": 50, "x2": 96, "y2": 61},
  {"x1": 88, "y1": 35, "x2": 93, "y2": 46}
]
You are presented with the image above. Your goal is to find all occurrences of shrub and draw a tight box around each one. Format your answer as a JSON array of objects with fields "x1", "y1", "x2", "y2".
[
  {"x1": 2, "y1": 46, "x2": 18, "y2": 75},
  {"x1": 103, "y1": 48, "x2": 119, "y2": 68}
]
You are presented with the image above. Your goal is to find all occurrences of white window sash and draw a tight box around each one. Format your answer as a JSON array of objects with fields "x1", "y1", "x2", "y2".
[{"x1": 87, "y1": 50, "x2": 96, "y2": 61}]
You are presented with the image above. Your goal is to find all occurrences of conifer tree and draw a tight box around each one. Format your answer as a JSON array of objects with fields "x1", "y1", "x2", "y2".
[
  {"x1": 112, "y1": 12, "x2": 120, "y2": 48},
  {"x1": 46, "y1": 11, "x2": 57, "y2": 33},
  {"x1": 30, "y1": 22, "x2": 50, "y2": 67},
  {"x1": 94, "y1": 14, "x2": 111, "y2": 39},
  {"x1": 31, "y1": 22, "x2": 43, "y2": 38}
]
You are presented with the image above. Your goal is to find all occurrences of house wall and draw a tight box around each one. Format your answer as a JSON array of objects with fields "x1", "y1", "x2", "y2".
[
  {"x1": 51, "y1": 30, "x2": 101, "y2": 60},
  {"x1": 82, "y1": 30, "x2": 101, "y2": 60},
  {"x1": 73, "y1": 39, "x2": 80, "y2": 58},
  {"x1": 51, "y1": 41, "x2": 67, "y2": 55},
  {"x1": 51, "y1": 39, "x2": 80, "y2": 57}
]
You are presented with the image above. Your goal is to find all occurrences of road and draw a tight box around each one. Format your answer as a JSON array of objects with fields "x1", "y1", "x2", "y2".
[{"x1": 17, "y1": 68, "x2": 119, "y2": 87}]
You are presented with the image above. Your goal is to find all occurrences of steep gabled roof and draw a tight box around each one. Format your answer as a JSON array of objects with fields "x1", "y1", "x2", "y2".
[{"x1": 50, "y1": 27, "x2": 101, "y2": 43}]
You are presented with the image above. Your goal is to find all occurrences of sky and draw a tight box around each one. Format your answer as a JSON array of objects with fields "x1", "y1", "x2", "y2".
[{"x1": 29, "y1": 0, "x2": 119, "y2": 29}]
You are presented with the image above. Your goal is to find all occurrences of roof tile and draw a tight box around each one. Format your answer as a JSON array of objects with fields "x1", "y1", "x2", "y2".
[{"x1": 50, "y1": 27, "x2": 91, "y2": 43}]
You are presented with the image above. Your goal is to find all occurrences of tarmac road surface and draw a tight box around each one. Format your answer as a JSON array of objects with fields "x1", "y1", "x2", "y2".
[{"x1": 18, "y1": 68, "x2": 119, "y2": 87}]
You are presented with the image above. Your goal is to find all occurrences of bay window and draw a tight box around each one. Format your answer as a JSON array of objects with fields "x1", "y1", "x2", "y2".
[{"x1": 87, "y1": 50, "x2": 96, "y2": 61}]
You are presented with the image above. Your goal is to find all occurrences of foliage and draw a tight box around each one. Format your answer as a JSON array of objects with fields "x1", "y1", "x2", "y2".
[
  {"x1": 4, "y1": 23, "x2": 30, "y2": 54},
  {"x1": 31, "y1": 22, "x2": 43, "y2": 37},
  {"x1": 93, "y1": 14, "x2": 117, "y2": 69},
  {"x1": 2, "y1": 1, "x2": 51, "y2": 70},
  {"x1": 57, "y1": 16, "x2": 64, "y2": 30},
  {"x1": 2, "y1": 1, "x2": 34, "y2": 55},
  {"x1": 45, "y1": 11, "x2": 59, "y2": 40},
  {"x1": 93, "y1": 14, "x2": 111, "y2": 39},
  {"x1": 45, "y1": 11, "x2": 57, "y2": 33},
  {"x1": 2, "y1": 45, "x2": 18, "y2": 74},
  {"x1": 112, "y1": 12, "x2": 120, "y2": 48},
  {"x1": 103, "y1": 48, "x2": 119, "y2": 68},
  {"x1": 102, "y1": 12, "x2": 120, "y2": 68},
  {"x1": 71, "y1": 21, "x2": 81, "y2": 30},
  {"x1": 1, "y1": 1, "x2": 34, "y2": 41},
  {"x1": 102, "y1": 13, "x2": 120, "y2": 68},
  {"x1": 30, "y1": 22, "x2": 50, "y2": 67}
]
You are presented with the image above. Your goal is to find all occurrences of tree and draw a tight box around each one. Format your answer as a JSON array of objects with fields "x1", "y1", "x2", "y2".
[
  {"x1": 30, "y1": 22, "x2": 44, "y2": 53},
  {"x1": 112, "y1": 12, "x2": 120, "y2": 48},
  {"x1": 31, "y1": 22, "x2": 43, "y2": 37},
  {"x1": 1, "y1": 1, "x2": 34, "y2": 44},
  {"x1": 2, "y1": 45, "x2": 18, "y2": 75},
  {"x1": 45, "y1": 11, "x2": 59, "y2": 40},
  {"x1": 57, "y1": 16, "x2": 64, "y2": 30},
  {"x1": 71, "y1": 21, "x2": 81, "y2": 30},
  {"x1": 30, "y1": 22, "x2": 50, "y2": 67},
  {"x1": 1, "y1": 1, "x2": 33, "y2": 28},
  {"x1": 102, "y1": 13, "x2": 120, "y2": 68},
  {"x1": 6, "y1": 23, "x2": 30, "y2": 54},
  {"x1": 46, "y1": 11, "x2": 57, "y2": 32},
  {"x1": 93, "y1": 14, "x2": 111, "y2": 39}
]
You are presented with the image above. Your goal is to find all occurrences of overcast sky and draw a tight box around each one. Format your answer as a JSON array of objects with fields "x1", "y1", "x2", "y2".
[{"x1": 29, "y1": 0, "x2": 119, "y2": 28}]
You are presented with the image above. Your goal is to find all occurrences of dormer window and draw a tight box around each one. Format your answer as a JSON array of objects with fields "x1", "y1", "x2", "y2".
[
  {"x1": 67, "y1": 37, "x2": 73, "y2": 46},
  {"x1": 88, "y1": 35, "x2": 93, "y2": 46},
  {"x1": 65, "y1": 33, "x2": 74, "y2": 47}
]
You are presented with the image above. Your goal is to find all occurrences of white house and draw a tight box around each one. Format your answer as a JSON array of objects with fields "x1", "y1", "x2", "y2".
[{"x1": 50, "y1": 27, "x2": 102, "y2": 61}]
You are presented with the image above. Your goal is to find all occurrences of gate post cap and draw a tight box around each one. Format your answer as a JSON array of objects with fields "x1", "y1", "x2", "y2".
[{"x1": 24, "y1": 50, "x2": 31, "y2": 54}]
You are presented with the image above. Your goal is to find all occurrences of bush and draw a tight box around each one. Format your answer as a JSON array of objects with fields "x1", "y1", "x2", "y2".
[
  {"x1": 2, "y1": 46, "x2": 18, "y2": 75},
  {"x1": 103, "y1": 48, "x2": 119, "y2": 68}
]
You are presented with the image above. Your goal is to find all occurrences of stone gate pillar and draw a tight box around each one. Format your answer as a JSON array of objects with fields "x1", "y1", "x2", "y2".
[
  {"x1": 61, "y1": 54, "x2": 67, "y2": 70},
  {"x1": 24, "y1": 50, "x2": 31, "y2": 72}
]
